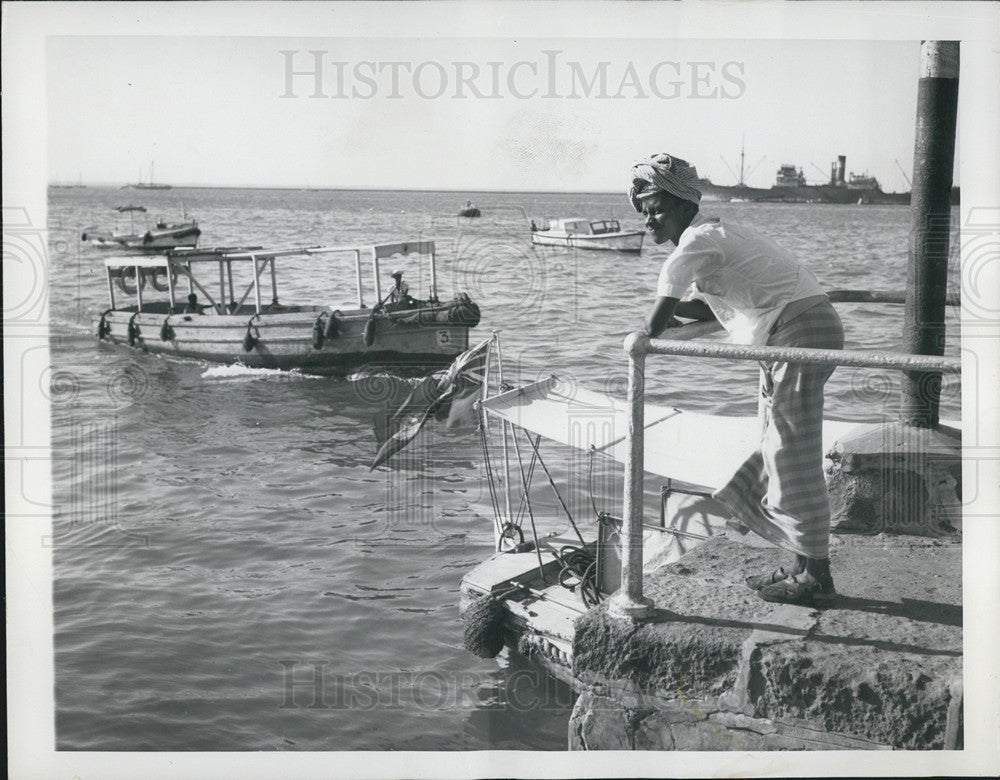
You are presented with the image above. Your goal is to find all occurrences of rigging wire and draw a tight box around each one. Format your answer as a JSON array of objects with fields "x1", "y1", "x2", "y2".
[
  {"x1": 510, "y1": 428, "x2": 547, "y2": 583},
  {"x1": 521, "y1": 428, "x2": 586, "y2": 547}
]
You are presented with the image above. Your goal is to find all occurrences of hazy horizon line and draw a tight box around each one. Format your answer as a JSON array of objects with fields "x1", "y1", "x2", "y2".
[{"x1": 48, "y1": 183, "x2": 637, "y2": 195}]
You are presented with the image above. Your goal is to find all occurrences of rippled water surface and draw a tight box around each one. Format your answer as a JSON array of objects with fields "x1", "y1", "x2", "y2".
[{"x1": 47, "y1": 187, "x2": 961, "y2": 750}]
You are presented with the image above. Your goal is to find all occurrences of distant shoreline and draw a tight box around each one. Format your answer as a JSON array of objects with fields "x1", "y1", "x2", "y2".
[{"x1": 48, "y1": 183, "x2": 954, "y2": 201}]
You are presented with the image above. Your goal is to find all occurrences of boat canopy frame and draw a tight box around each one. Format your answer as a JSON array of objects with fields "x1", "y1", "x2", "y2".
[{"x1": 102, "y1": 240, "x2": 440, "y2": 315}]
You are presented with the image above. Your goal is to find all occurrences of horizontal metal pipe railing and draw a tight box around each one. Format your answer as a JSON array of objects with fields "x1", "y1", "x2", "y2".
[
  {"x1": 645, "y1": 337, "x2": 962, "y2": 374},
  {"x1": 827, "y1": 289, "x2": 960, "y2": 307},
  {"x1": 606, "y1": 328, "x2": 962, "y2": 622}
]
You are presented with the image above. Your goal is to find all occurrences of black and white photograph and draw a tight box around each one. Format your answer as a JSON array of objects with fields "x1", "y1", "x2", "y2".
[{"x1": 5, "y1": 2, "x2": 1000, "y2": 777}]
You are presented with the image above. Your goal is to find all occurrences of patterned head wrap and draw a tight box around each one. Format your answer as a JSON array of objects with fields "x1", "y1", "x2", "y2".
[{"x1": 629, "y1": 153, "x2": 702, "y2": 211}]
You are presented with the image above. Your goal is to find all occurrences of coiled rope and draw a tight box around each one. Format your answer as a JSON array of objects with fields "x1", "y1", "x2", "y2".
[{"x1": 554, "y1": 544, "x2": 601, "y2": 607}]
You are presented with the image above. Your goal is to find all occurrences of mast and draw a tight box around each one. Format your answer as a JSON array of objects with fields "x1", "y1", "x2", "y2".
[{"x1": 739, "y1": 134, "x2": 746, "y2": 187}]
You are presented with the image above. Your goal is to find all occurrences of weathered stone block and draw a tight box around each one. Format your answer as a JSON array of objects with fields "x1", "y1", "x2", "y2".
[
  {"x1": 827, "y1": 422, "x2": 961, "y2": 536},
  {"x1": 569, "y1": 691, "x2": 633, "y2": 750}
]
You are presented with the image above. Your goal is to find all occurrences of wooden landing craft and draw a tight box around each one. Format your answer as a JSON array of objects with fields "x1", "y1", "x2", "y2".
[{"x1": 96, "y1": 241, "x2": 481, "y2": 375}]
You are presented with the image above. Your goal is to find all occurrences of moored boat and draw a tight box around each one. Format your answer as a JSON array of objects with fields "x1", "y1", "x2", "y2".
[
  {"x1": 95, "y1": 240, "x2": 481, "y2": 375},
  {"x1": 82, "y1": 205, "x2": 200, "y2": 251},
  {"x1": 459, "y1": 362, "x2": 956, "y2": 677},
  {"x1": 530, "y1": 217, "x2": 644, "y2": 253},
  {"x1": 140, "y1": 217, "x2": 202, "y2": 249},
  {"x1": 131, "y1": 161, "x2": 172, "y2": 190}
]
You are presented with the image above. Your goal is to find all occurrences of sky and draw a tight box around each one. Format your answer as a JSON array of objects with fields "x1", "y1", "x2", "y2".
[{"x1": 47, "y1": 36, "x2": 929, "y2": 192}]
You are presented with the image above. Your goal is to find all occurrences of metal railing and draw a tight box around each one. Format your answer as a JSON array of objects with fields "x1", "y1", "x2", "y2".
[{"x1": 606, "y1": 326, "x2": 962, "y2": 620}]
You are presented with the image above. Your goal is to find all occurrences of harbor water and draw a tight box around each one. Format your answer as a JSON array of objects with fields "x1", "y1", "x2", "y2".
[{"x1": 47, "y1": 187, "x2": 961, "y2": 750}]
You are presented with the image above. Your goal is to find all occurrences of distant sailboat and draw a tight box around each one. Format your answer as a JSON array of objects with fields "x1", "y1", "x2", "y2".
[
  {"x1": 134, "y1": 162, "x2": 172, "y2": 190},
  {"x1": 50, "y1": 173, "x2": 86, "y2": 189}
]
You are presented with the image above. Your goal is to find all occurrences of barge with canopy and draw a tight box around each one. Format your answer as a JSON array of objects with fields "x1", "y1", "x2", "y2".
[
  {"x1": 530, "y1": 217, "x2": 644, "y2": 253},
  {"x1": 96, "y1": 240, "x2": 481, "y2": 375}
]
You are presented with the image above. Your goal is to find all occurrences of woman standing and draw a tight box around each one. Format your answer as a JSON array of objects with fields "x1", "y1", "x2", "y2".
[{"x1": 630, "y1": 152, "x2": 845, "y2": 606}]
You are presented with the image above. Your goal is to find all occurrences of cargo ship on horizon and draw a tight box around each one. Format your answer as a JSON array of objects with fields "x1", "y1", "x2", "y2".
[{"x1": 698, "y1": 154, "x2": 956, "y2": 205}]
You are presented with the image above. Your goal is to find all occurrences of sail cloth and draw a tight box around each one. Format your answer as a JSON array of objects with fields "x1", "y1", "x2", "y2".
[
  {"x1": 369, "y1": 338, "x2": 491, "y2": 470},
  {"x1": 479, "y1": 376, "x2": 865, "y2": 491}
]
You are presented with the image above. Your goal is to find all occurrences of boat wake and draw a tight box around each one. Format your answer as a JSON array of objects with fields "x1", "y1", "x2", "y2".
[
  {"x1": 200, "y1": 363, "x2": 322, "y2": 382},
  {"x1": 346, "y1": 369, "x2": 422, "y2": 387}
]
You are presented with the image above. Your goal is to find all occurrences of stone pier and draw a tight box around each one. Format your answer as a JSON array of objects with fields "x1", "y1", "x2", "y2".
[{"x1": 568, "y1": 533, "x2": 962, "y2": 750}]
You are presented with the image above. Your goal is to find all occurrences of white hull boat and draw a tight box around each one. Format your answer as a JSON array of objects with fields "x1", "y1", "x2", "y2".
[{"x1": 530, "y1": 217, "x2": 644, "y2": 253}]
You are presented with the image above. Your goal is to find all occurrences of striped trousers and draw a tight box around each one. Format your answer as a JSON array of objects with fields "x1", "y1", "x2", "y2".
[{"x1": 713, "y1": 299, "x2": 845, "y2": 559}]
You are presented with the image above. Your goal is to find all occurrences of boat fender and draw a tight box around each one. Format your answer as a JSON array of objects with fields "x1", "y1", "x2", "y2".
[
  {"x1": 160, "y1": 317, "x2": 174, "y2": 341},
  {"x1": 242, "y1": 315, "x2": 260, "y2": 352},
  {"x1": 97, "y1": 309, "x2": 113, "y2": 340},
  {"x1": 312, "y1": 315, "x2": 325, "y2": 350},
  {"x1": 323, "y1": 310, "x2": 340, "y2": 340},
  {"x1": 116, "y1": 267, "x2": 146, "y2": 296},
  {"x1": 363, "y1": 317, "x2": 376, "y2": 347},
  {"x1": 462, "y1": 592, "x2": 507, "y2": 659},
  {"x1": 148, "y1": 267, "x2": 176, "y2": 293},
  {"x1": 127, "y1": 313, "x2": 141, "y2": 347},
  {"x1": 447, "y1": 293, "x2": 481, "y2": 327}
]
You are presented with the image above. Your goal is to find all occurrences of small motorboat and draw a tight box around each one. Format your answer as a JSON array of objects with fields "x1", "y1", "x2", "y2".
[
  {"x1": 530, "y1": 217, "x2": 644, "y2": 253},
  {"x1": 458, "y1": 201, "x2": 481, "y2": 218},
  {"x1": 82, "y1": 205, "x2": 200, "y2": 251},
  {"x1": 96, "y1": 240, "x2": 481, "y2": 375},
  {"x1": 140, "y1": 217, "x2": 202, "y2": 249}
]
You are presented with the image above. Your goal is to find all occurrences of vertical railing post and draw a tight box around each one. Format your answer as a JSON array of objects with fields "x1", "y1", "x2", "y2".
[
  {"x1": 166, "y1": 260, "x2": 176, "y2": 311},
  {"x1": 106, "y1": 267, "x2": 116, "y2": 311},
  {"x1": 607, "y1": 331, "x2": 655, "y2": 620},
  {"x1": 251, "y1": 254, "x2": 262, "y2": 314},
  {"x1": 355, "y1": 249, "x2": 364, "y2": 309},
  {"x1": 901, "y1": 40, "x2": 959, "y2": 428},
  {"x1": 429, "y1": 247, "x2": 439, "y2": 303},
  {"x1": 372, "y1": 248, "x2": 383, "y2": 304}
]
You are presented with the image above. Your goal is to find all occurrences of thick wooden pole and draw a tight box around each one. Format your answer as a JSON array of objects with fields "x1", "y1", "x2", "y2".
[{"x1": 901, "y1": 41, "x2": 959, "y2": 428}]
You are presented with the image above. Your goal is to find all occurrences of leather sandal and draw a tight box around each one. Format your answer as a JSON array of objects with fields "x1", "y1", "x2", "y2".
[
  {"x1": 757, "y1": 572, "x2": 836, "y2": 607},
  {"x1": 745, "y1": 566, "x2": 794, "y2": 591}
]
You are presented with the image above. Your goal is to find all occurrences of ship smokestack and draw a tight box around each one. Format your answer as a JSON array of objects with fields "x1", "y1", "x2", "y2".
[
  {"x1": 830, "y1": 162, "x2": 837, "y2": 185},
  {"x1": 836, "y1": 155, "x2": 847, "y2": 185}
]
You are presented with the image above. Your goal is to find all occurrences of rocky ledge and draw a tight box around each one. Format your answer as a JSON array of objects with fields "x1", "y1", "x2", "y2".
[{"x1": 569, "y1": 533, "x2": 962, "y2": 750}]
